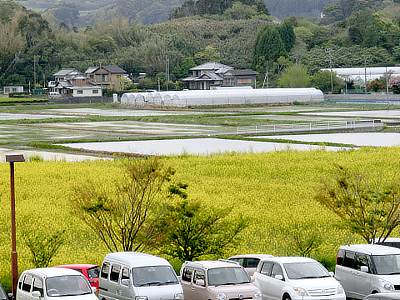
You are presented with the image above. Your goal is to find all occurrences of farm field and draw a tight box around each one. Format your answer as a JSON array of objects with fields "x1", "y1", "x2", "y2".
[{"x1": 1, "y1": 147, "x2": 399, "y2": 288}]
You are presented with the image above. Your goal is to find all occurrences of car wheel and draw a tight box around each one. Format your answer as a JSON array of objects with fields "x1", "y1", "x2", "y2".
[{"x1": 283, "y1": 295, "x2": 291, "y2": 300}]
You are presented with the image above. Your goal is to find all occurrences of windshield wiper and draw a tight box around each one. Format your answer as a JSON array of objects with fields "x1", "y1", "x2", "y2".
[
  {"x1": 138, "y1": 281, "x2": 162, "y2": 286},
  {"x1": 215, "y1": 282, "x2": 238, "y2": 286}
]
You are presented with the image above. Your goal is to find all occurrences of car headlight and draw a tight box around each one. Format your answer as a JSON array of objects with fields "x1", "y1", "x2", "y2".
[
  {"x1": 216, "y1": 293, "x2": 227, "y2": 300},
  {"x1": 254, "y1": 292, "x2": 262, "y2": 300},
  {"x1": 379, "y1": 279, "x2": 395, "y2": 291},
  {"x1": 135, "y1": 297, "x2": 148, "y2": 300},
  {"x1": 174, "y1": 293, "x2": 184, "y2": 300},
  {"x1": 293, "y1": 287, "x2": 309, "y2": 297},
  {"x1": 336, "y1": 285, "x2": 345, "y2": 294}
]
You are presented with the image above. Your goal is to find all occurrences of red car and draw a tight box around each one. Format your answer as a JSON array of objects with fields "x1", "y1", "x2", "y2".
[{"x1": 56, "y1": 264, "x2": 100, "y2": 291}]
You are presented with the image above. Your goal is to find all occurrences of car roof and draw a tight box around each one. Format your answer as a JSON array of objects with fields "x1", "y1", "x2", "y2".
[
  {"x1": 56, "y1": 264, "x2": 98, "y2": 269},
  {"x1": 183, "y1": 260, "x2": 242, "y2": 270},
  {"x1": 260, "y1": 257, "x2": 318, "y2": 264},
  {"x1": 229, "y1": 254, "x2": 273, "y2": 260},
  {"x1": 340, "y1": 244, "x2": 400, "y2": 255},
  {"x1": 23, "y1": 267, "x2": 83, "y2": 278},
  {"x1": 104, "y1": 252, "x2": 170, "y2": 267}
]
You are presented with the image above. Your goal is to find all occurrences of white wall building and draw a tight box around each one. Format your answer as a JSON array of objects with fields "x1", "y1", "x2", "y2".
[
  {"x1": 121, "y1": 88, "x2": 324, "y2": 107},
  {"x1": 3, "y1": 86, "x2": 24, "y2": 94},
  {"x1": 71, "y1": 86, "x2": 103, "y2": 97},
  {"x1": 321, "y1": 67, "x2": 400, "y2": 84}
]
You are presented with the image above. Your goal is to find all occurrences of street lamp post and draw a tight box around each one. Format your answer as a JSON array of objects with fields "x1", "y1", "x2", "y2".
[{"x1": 6, "y1": 154, "x2": 25, "y2": 297}]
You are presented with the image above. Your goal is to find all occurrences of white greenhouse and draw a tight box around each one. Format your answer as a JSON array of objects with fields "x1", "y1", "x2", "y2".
[
  {"x1": 120, "y1": 88, "x2": 324, "y2": 107},
  {"x1": 321, "y1": 67, "x2": 400, "y2": 84}
]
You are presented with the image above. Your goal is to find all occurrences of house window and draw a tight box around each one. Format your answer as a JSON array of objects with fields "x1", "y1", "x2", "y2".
[
  {"x1": 12, "y1": 87, "x2": 17, "y2": 92},
  {"x1": 92, "y1": 90, "x2": 99, "y2": 94},
  {"x1": 4, "y1": 87, "x2": 10, "y2": 93},
  {"x1": 102, "y1": 75, "x2": 108, "y2": 82},
  {"x1": 90, "y1": 75, "x2": 94, "y2": 79},
  {"x1": 77, "y1": 90, "x2": 83, "y2": 94}
]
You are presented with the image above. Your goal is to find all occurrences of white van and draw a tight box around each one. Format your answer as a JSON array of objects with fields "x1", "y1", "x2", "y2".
[
  {"x1": 98, "y1": 252, "x2": 183, "y2": 300},
  {"x1": 17, "y1": 268, "x2": 97, "y2": 300},
  {"x1": 335, "y1": 244, "x2": 400, "y2": 299}
]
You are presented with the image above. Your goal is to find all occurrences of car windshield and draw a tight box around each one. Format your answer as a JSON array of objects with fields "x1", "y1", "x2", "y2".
[
  {"x1": 207, "y1": 267, "x2": 250, "y2": 286},
  {"x1": 284, "y1": 262, "x2": 330, "y2": 280},
  {"x1": 88, "y1": 267, "x2": 99, "y2": 279},
  {"x1": 46, "y1": 275, "x2": 92, "y2": 297},
  {"x1": 132, "y1": 266, "x2": 178, "y2": 287},
  {"x1": 0, "y1": 285, "x2": 6, "y2": 299},
  {"x1": 372, "y1": 254, "x2": 400, "y2": 275}
]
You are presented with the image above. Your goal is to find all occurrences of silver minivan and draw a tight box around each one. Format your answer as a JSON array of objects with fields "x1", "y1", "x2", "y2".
[
  {"x1": 335, "y1": 244, "x2": 400, "y2": 299},
  {"x1": 99, "y1": 252, "x2": 184, "y2": 300}
]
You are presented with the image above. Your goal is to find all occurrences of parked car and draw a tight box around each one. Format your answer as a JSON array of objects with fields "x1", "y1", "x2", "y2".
[
  {"x1": 253, "y1": 256, "x2": 346, "y2": 300},
  {"x1": 335, "y1": 244, "x2": 400, "y2": 299},
  {"x1": 374, "y1": 238, "x2": 400, "y2": 249},
  {"x1": 56, "y1": 264, "x2": 99, "y2": 291},
  {"x1": 16, "y1": 268, "x2": 97, "y2": 300},
  {"x1": 228, "y1": 254, "x2": 273, "y2": 277},
  {"x1": 364, "y1": 292, "x2": 400, "y2": 299},
  {"x1": 99, "y1": 252, "x2": 183, "y2": 300},
  {"x1": 0, "y1": 283, "x2": 8, "y2": 300},
  {"x1": 180, "y1": 260, "x2": 262, "y2": 300}
]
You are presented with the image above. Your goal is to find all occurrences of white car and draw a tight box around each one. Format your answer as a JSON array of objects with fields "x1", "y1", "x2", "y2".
[
  {"x1": 335, "y1": 244, "x2": 400, "y2": 299},
  {"x1": 253, "y1": 257, "x2": 346, "y2": 300},
  {"x1": 17, "y1": 268, "x2": 97, "y2": 300},
  {"x1": 228, "y1": 254, "x2": 273, "y2": 277}
]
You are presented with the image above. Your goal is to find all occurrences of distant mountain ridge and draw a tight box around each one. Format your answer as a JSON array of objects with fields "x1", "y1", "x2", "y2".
[{"x1": 17, "y1": 0, "x2": 332, "y2": 25}]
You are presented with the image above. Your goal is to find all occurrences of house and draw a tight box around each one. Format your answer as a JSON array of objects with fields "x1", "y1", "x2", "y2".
[
  {"x1": 3, "y1": 86, "x2": 24, "y2": 94},
  {"x1": 85, "y1": 65, "x2": 128, "y2": 91},
  {"x1": 182, "y1": 62, "x2": 257, "y2": 90},
  {"x1": 223, "y1": 69, "x2": 258, "y2": 87},
  {"x1": 50, "y1": 71, "x2": 102, "y2": 97}
]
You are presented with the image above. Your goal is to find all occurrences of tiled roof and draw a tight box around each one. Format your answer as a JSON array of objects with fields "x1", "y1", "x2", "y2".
[
  {"x1": 53, "y1": 69, "x2": 78, "y2": 76},
  {"x1": 190, "y1": 62, "x2": 233, "y2": 71},
  {"x1": 225, "y1": 69, "x2": 258, "y2": 76},
  {"x1": 104, "y1": 65, "x2": 127, "y2": 74}
]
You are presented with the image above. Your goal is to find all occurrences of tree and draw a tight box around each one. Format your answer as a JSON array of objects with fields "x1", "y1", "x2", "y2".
[
  {"x1": 390, "y1": 76, "x2": 400, "y2": 94},
  {"x1": 367, "y1": 78, "x2": 385, "y2": 92},
  {"x1": 224, "y1": 2, "x2": 259, "y2": 20},
  {"x1": 155, "y1": 183, "x2": 249, "y2": 261},
  {"x1": 71, "y1": 159, "x2": 175, "y2": 252},
  {"x1": 311, "y1": 70, "x2": 344, "y2": 93},
  {"x1": 24, "y1": 229, "x2": 65, "y2": 268},
  {"x1": 194, "y1": 45, "x2": 221, "y2": 63},
  {"x1": 316, "y1": 165, "x2": 400, "y2": 244},
  {"x1": 278, "y1": 64, "x2": 311, "y2": 88},
  {"x1": 278, "y1": 20, "x2": 296, "y2": 52},
  {"x1": 254, "y1": 25, "x2": 286, "y2": 71}
]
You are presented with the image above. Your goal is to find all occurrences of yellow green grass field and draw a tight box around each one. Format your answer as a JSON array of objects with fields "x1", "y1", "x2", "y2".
[{"x1": 1, "y1": 148, "x2": 399, "y2": 287}]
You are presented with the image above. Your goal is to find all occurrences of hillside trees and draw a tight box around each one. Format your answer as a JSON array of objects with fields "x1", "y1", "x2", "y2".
[{"x1": 278, "y1": 64, "x2": 311, "y2": 88}]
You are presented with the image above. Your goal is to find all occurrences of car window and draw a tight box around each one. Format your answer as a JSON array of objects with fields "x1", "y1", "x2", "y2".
[
  {"x1": 343, "y1": 251, "x2": 356, "y2": 269},
  {"x1": 245, "y1": 258, "x2": 260, "y2": 268},
  {"x1": 230, "y1": 258, "x2": 244, "y2": 266},
  {"x1": 22, "y1": 274, "x2": 33, "y2": 292},
  {"x1": 182, "y1": 268, "x2": 193, "y2": 282},
  {"x1": 193, "y1": 270, "x2": 206, "y2": 287},
  {"x1": 271, "y1": 264, "x2": 284, "y2": 279},
  {"x1": 88, "y1": 267, "x2": 99, "y2": 279},
  {"x1": 101, "y1": 262, "x2": 110, "y2": 279},
  {"x1": 110, "y1": 264, "x2": 121, "y2": 283},
  {"x1": 355, "y1": 253, "x2": 371, "y2": 272},
  {"x1": 32, "y1": 277, "x2": 44, "y2": 297},
  {"x1": 336, "y1": 249, "x2": 345, "y2": 266},
  {"x1": 121, "y1": 268, "x2": 130, "y2": 286},
  {"x1": 260, "y1": 262, "x2": 273, "y2": 276}
]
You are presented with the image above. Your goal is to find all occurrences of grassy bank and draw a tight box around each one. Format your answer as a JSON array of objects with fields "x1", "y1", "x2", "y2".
[{"x1": 1, "y1": 148, "x2": 398, "y2": 288}]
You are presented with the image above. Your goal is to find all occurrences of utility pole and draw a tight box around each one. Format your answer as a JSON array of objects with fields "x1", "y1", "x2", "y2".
[
  {"x1": 325, "y1": 48, "x2": 334, "y2": 93},
  {"x1": 364, "y1": 56, "x2": 368, "y2": 94},
  {"x1": 33, "y1": 55, "x2": 37, "y2": 89},
  {"x1": 166, "y1": 57, "x2": 170, "y2": 91}
]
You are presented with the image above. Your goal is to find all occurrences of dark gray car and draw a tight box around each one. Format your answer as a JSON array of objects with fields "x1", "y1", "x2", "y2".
[
  {"x1": 364, "y1": 293, "x2": 400, "y2": 299},
  {"x1": 0, "y1": 283, "x2": 8, "y2": 300}
]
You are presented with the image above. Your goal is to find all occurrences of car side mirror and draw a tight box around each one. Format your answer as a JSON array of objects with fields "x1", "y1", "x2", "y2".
[
  {"x1": 195, "y1": 279, "x2": 205, "y2": 286},
  {"x1": 121, "y1": 279, "x2": 130, "y2": 287},
  {"x1": 31, "y1": 291, "x2": 41, "y2": 298},
  {"x1": 360, "y1": 266, "x2": 369, "y2": 273},
  {"x1": 274, "y1": 275, "x2": 284, "y2": 281}
]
